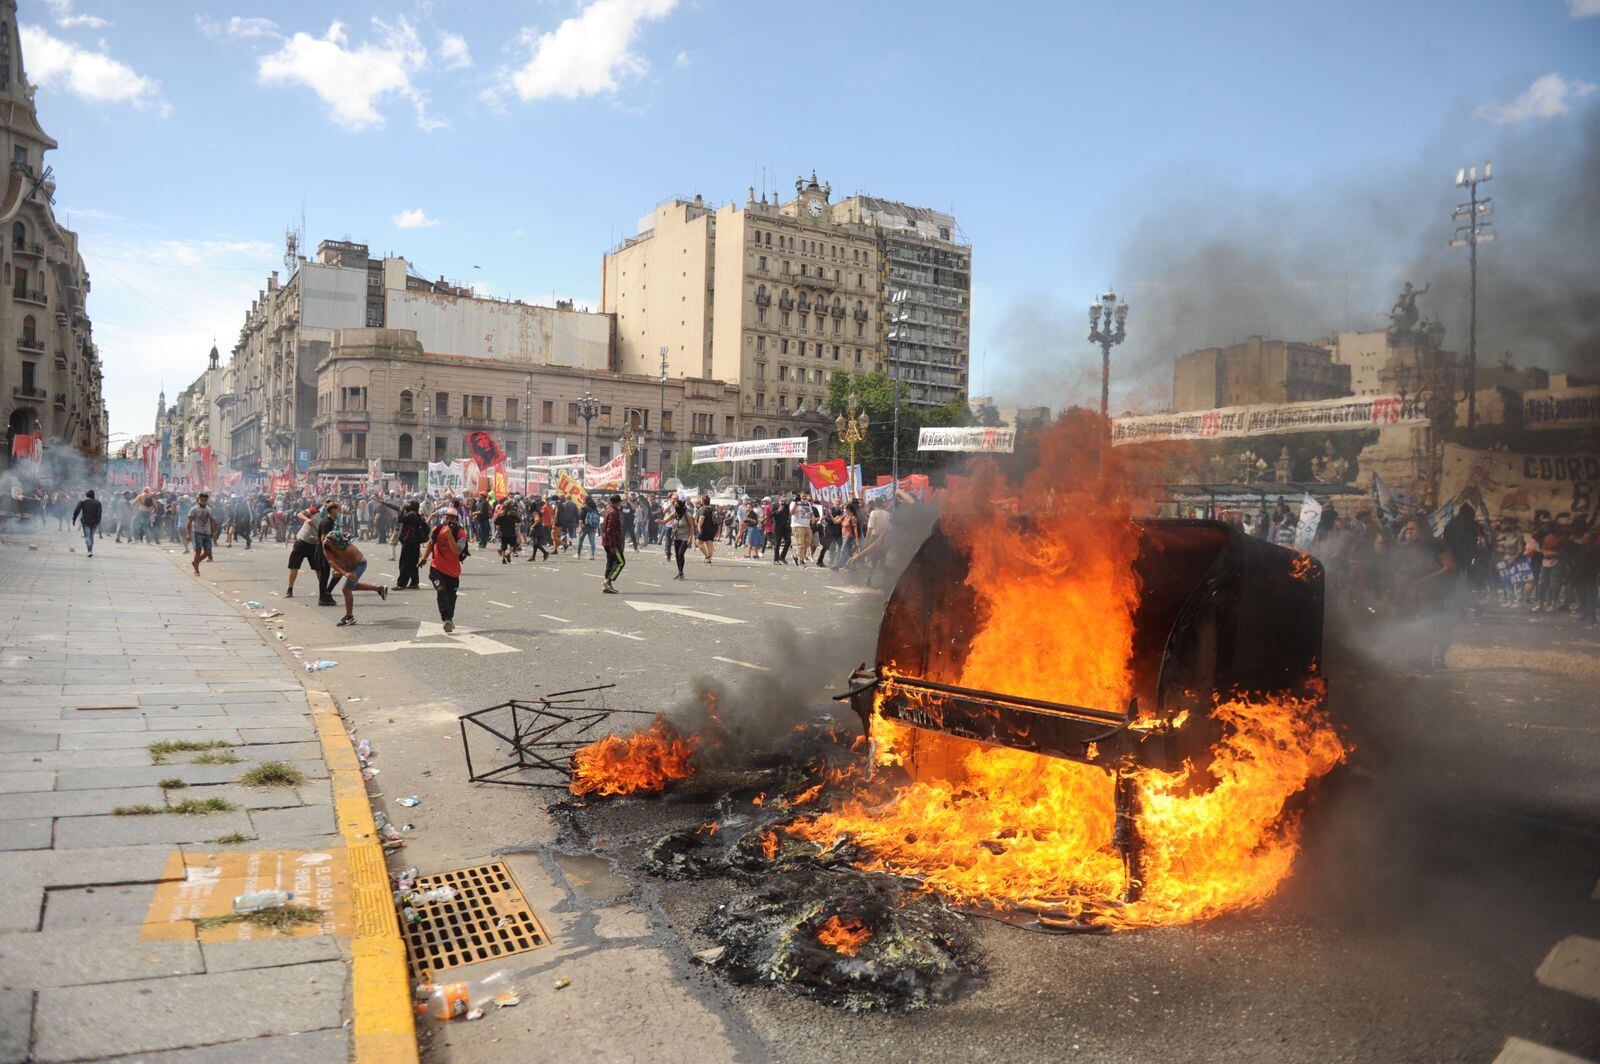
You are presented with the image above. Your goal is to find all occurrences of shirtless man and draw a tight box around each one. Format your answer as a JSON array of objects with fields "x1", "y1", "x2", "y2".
[{"x1": 320, "y1": 531, "x2": 388, "y2": 627}]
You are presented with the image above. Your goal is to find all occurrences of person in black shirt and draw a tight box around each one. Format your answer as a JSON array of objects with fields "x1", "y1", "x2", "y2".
[
  {"x1": 70, "y1": 490, "x2": 102, "y2": 557},
  {"x1": 394, "y1": 501, "x2": 427, "y2": 589}
]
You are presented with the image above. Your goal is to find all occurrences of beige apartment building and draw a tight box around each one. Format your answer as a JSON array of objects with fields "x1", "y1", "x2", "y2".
[
  {"x1": 1172, "y1": 335, "x2": 1353, "y2": 411},
  {"x1": 0, "y1": 3, "x2": 105, "y2": 464},
  {"x1": 310, "y1": 328, "x2": 738, "y2": 484}
]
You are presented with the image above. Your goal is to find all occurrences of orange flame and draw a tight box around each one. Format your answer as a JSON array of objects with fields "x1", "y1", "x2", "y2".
[
  {"x1": 758, "y1": 829, "x2": 779, "y2": 860},
  {"x1": 791, "y1": 415, "x2": 1347, "y2": 928},
  {"x1": 815, "y1": 915, "x2": 872, "y2": 956},
  {"x1": 569, "y1": 717, "x2": 698, "y2": 797},
  {"x1": 1290, "y1": 552, "x2": 1317, "y2": 581}
]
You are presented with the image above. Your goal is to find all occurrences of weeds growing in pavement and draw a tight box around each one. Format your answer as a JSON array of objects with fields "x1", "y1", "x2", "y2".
[
  {"x1": 191, "y1": 750, "x2": 242, "y2": 765},
  {"x1": 191, "y1": 904, "x2": 324, "y2": 933},
  {"x1": 169, "y1": 797, "x2": 236, "y2": 815},
  {"x1": 239, "y1": 762, "x2": 305, "y2": 787},
  {"x1": 112, "y1": 804, "x2": 164, "y2": 816},
  {"x1": 157, "y1": 778, "x2": 187, "y2": 790},
  {"x1": 207, "y1": 833, "x2": 257, "y2": 845},
  {"x1": 148, "y1": 740, "x2": 235, "y2": 765}
]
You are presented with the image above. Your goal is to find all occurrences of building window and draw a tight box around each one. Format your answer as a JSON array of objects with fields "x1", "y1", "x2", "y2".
[
  {"x1": 434, "y1": 435, "x2": 447, "y2": 460},
  {"x1": 757, "y1": 307, "x2": 766, "y2": 324},
  {"x1": 724, "y1": 415, "x2": 735, "y2": 435},
  {"x1": 780, "y1": 339, "x2": 789, "y2": 355},
  {"x1": 778, "y1": 365, "x2": 788, "y2": 382},
  {"x1": 341, "y1": 386, "x2": 367, "y2": 412},
  {"x1": 9, "y1": 221, "x2": 22, "y2": 250},
  {"x1": 398, "y1": 433, "x2": 413, "y2": 460},
  {"x1": 505, "y1": 439, "x2": 518, "y2": 460},
  {"x1": 566, "y1": 443, "x2": 579, "y2": 455},
  {"x1": 567, "y1": 402, "x2": 579, "y2": 425},
  {"x1": 693, "y1": 412, "x2": 712, "y2": 434},
  {"x1": 465, "y1": 394, "x2": 491, "y2": 421},
  {"x1": 755, "y1": 393, "x2": 765, "y2": 411},
  {"x1": 758, "y1": 255, "x2": 767, "y2": 272},
  {"x1": 435, "y1": 392, "x2": 449, "y2": 417},
  {"x1": 542, "y1": 400, "x2": 554, "y2": 424},
  {"x1": 541, "y1": 442, "x2": 553, "y2": 456},
  {"x1": 21, "y1": 360, "x2": 35, "y2": 390},
  {"x1": 799, "y1": 316, "x2": 808, "y2": 332},
  {"x1": 781, "y1": 311, "x2": 790, "y2": 327},
  {"x1": 21, "y1": 314, "x2": 34, "y2": 343},
  {"x1": 625, "y1": 407, "x2": 648, "y2": 430},
  {"x1": 856, "y1": 320, "x2": 865, "y2": 338},
  {"x1": 756, "y1": 336, "x2": 765, "y2": 354},
  {"x1": 779, "y1": 394, "x2": 789, "y2": 413},
  {"x1": 399, "y1": 389, "x2": 414, "y2": 414},
  {"x1": 832, "y1": 345, "x2": 840, "y2": 361},
  {"x1": 601, "y1": 405, "x2": 613, "y2": 427},
  {"x1": 661, "y1": 410, "x2": 673, "y2": 433},
  {"x1": 600, "y1": 444, "x2": 612, "y2": 461},
  {"x1": 855, "y1": 349, "x2": 863, "y2": 365},
  {"x1": 340, "y1": 431, "x2": 368, "y2": 459},
  {"x1": 506, "y1": 397, "x2": 519, "y2": 422}
]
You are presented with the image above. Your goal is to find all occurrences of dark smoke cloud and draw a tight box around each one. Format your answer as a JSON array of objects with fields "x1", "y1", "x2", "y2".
[{"x1": 989, "y1": 106, "x2": 1600, "y2": 411}]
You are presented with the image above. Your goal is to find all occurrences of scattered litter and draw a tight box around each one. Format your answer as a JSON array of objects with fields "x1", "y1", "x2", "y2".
[
  {"x1": 233, "y1": 889, "x2": 294, "y2": 914},
  {"x1": 291, "y1": 651, "x2": 303, "y2": 659},
  {"x1": 693, "y1": 945, "x2": 727, "y2": 965},
  {"x1": 361, "y1": 767, "x2": 380, "y2": 781},
  {"x1": 398, "y1": 796, "x2": 421, "y2": 807},
  {"x1": 494, "y1": 992, "x2": 520, "y2": 1008},
  {"x1": 415, "y1": 971, "x2": 512, "y2": 1021},
  {"x1": 305, "y1": 660, "x2": 338, "y2": 672},
  {"x1": 357, "y1": 739, "x2": 373, "y2": 761},
  {"x1": 373, "y1": 811, "x2": 403, "y2": 843},
  {"x1": 287, "y1": 645, "x2": 304, "y2": 652},
  {"x1": 243, "y1": 600, "x2": 264, "y2": 609},
  {"x1": 465, "y1": 1007, "x2": 485, "y2": 1021},
  {"x1": 346, "y1": 697, "x2": 363, "y2": 703},
  {"x1": 553, "y1": 977, "x2": 571, "y2": 990},
  {"x1": 275, "y1": 633, "x2": 285, "y2": 641},
  {"x1": 257, "y1": 610, "x2": 283, "y2": 619}
]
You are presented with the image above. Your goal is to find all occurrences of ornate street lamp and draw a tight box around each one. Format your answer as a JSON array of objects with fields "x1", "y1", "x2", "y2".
[
  {"x1": 1088, "y1": 289, "x2": 1130, "y2": 421},
  {"x1": 618, "y1": 421, "x2": 636, "y2": 491},
  {"x1": 578, "y1": 390, "x2": 599, "y2": 469},
  {"x1": 835, "y1": 390, "x2": 869, "y2": 490}
]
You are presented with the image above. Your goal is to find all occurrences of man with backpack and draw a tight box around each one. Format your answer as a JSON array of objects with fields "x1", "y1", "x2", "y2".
[
  {"x1": 70, "y1": 489, "x2": 102, "y2": 557},
  {"x1": 394, "y1": 500, "x2": 427, "y2": 589}
]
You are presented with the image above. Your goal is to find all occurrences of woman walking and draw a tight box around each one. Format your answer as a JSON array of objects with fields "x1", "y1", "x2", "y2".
[
  {"x1": 695, "y1": 494, "x2": 717, "y2": 564},
  {"x1": 671, "y1": 498, "x2": 693, "y2": 580}
]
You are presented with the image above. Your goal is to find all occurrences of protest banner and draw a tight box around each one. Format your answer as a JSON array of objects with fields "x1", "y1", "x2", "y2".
[
  {"x1": 916, "y1": 426, "x2": 1017, "y2": 453},
  {"x1": 426, "y1": 460, "x2": 466, "y2": 498},
  {"x1": 638, "y1": 471, "x2": 662, "y2": 492},
  {"x1": 583, "y1": 453, "x2": 627, "y2": 489},
  {"x1": 1293, "y1": 494, "x2": 1322, "y2": 549},
  {"x1": 1112, "y1": 394, "x2": 1428, "y2": 445},
  {"x1": 1440, "y1": 444, "x2": 1599, "y2": 520},
  {"x1": 529, "y1": 454, "x2": 585, "y2": 471},
  {"x1": 555, "y1": 469, "x2": 588, "y2": 504},
  {"x1": 803, "y1": 459, "x2": 860, "y2": 505},
  {"x1": 692, "y1": 436, "x2": 809, "y2": 465}
]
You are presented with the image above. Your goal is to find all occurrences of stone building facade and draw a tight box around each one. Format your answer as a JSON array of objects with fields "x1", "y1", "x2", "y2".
[
  {"x1": 310, "y1": 328, "x2": 739, "y2": 484},
  {"x1": 0, "y1": 3, "x2": 104, "y2": 464},
  {"x1": 1172, "y1": 335, "x2": 1353, "y2": 411}
]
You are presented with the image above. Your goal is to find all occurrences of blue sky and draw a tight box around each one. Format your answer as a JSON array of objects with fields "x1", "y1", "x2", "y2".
[{"x1": 18, "y1": 0, "x2": 1600, "y2": 445}]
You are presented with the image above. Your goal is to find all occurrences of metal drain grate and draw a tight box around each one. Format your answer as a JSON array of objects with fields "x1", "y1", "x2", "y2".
[{"x1": 401, "y1": 861, "x2": 551, "y2": 982}]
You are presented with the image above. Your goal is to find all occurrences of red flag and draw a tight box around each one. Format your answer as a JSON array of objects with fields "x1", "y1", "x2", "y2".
[
  {"x1": 464, "y1": 430, "x2": 505, "y2": 469},
  {"x1": 801, "y1": 459, "x2": 848, "y2": 490}
]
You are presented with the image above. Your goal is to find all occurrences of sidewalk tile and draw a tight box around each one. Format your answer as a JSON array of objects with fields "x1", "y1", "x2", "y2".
[
  {"x1": 0, "y1": 818, "x2": 52, "y2": 851},
  {"x1": 54, "y1": 811, "x2": 257, "y2": 850},
  {"x1": 0, "y1": 787, "x2": 168, "y2": 821},
  {"x1": 0, "y1": 927, "x2": 203, "y2": 988},
  {"x1": 200, "y1": 934, "x2": 342, "y2": 973},
  {"x1": 96, "y1": 1027, "x2": 350, "y2": 1063}
]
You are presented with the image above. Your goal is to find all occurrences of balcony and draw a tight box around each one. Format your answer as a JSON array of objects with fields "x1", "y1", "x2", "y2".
[
  {"x1": 53, "y1": 349, "x2": 67, "y2": 369},
  {"x1": 754, "y1": 291, "x2": 772, "y2": 307},
  {"x1": 796, "y1": 299, "x2": 813, "y2": 314},
  {"x1": 11, "y1": 240, "x2": 43, "y2": 258},
  {"x1": 15, "y1": 289, "x2": 47, "y2": 307},
  {"x1": 53, "y1": 393, "x2": 67, "y2": 411},
  {"x1": 11, "y1": 385, "x2": 45, "y2": 401},
  {"x1": 778, "y1": 295, "x2": 794, "y2": 310},
  {"x1": 854, "y1": 308, "x2": 869, "y2": 322},
  {"x1": 830, "y1": 303, "x2": 845, "y2": 318},
  {"x1": 17, "y1": 335, "x2": 43, "y2": 353}
]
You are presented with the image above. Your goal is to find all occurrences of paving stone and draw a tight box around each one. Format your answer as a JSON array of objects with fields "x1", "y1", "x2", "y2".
[
  {"x1": 0, "y1": 818, "x2": 52, "y2": 851},
  {"x1": 53, "y1": 810, "x2": 257, "y2": 850},
  {"x1": 249, "y1": 804, "x2": 337, "y2": 839},
  {"x1": 33, "y1": 960, "x2": 347, "y2": 1062},
  {"x1": 200, "y1": 934, "x2": 341, "y2": 973},
  {"x1": 95, "y1": 1027, "x2": 349, "y2": 1063},
  {"x1": 0, "y1": 787, "x2": 168, "y2": 821},
  {"x1": 41, "y1": 883, "x2": 161, "y2": 930},
  {"x1": 0, "y1": 733, "x2": 56, "y2": 753},
  {"x1": 55, "y1": 760, "x2": 327, "y2": 792},
  {"x1": 219, "y1": 742, "x2": 322, "y2": 762},
  {"x1": 3, "y1": 717, "x2": 150, "y2": 734},
  {"x1": 0, "y1": 749, "x2": 157, "y2": 771},
  {"x1": 0, "y1": 927, "x2": 203, "y2": 988},
  {"x1": 58, "y1": 728, "x2": 243, "y2": 751},
  {"x1": 236, "y1": 726, "x2": 318, "y2": 744},
  {"x1": 0, "y1": 988, "x2": 29, "y2": 1064},
  {"x1": 1537, "y1": 935, "x2": 1600, "y2": 1003},
  {"x1": 0, "y1": 770, "x2": 54, "y2": 792}
]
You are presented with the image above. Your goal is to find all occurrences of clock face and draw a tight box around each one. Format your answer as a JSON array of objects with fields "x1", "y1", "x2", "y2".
[{"x1": 807, "y1": 199, "x2": 823, "y2": 217}]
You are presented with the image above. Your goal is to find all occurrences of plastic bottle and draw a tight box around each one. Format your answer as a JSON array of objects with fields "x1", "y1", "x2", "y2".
[
  {"x1": 305, "y1": 660, "x2": 338, "y2": 673},
  {"x1": 233, "y1": 889, "x2": 293, "y2": 914},
  {"x1": 416, "y1": 970, "x2": 511, "y2": 1021},
  {"x1": 356, "y1": 739, "x2": 373, "y2": 762}
]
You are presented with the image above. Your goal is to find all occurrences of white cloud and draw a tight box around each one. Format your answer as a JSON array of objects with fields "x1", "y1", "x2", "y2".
[
  {"x1": 510, "y1": 0, "x2": 680, "y2": 102},
  {"x1": 393, "y1": 208, "x2": 440, "y2": 229},
  {"x1": 1474, "y1": 72, "x2": 1598, "y2": 124},
  {"x1": 196, "y1": 15, "x2": 282, "y2": 40},
  {"x1": 44, "y1": 0, "x2": 109, "y2": 30},
  {"x1": 673, "y1": 50, "x2": 690, "y2": 68},
  {"x1": 19, "y1": 24, "x2": 161, "y2": 109},
  {"x1": 1565, "y1": 0, "x2": 1600, "y2": 17},
  {"x1": 257, "y1": 18, "x2": 436, "y2": 130},
  {"x1": 438, "y1": 31, "x2": 472, "y2": 70}
]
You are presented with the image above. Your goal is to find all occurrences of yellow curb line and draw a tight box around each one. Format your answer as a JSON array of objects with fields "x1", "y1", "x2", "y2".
[{"x1": 308, "y1": 689, "x2": 418, "y2": 1064}]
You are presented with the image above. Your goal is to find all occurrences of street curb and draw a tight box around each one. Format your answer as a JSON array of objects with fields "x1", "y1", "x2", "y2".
[
  {"x1": 308, "y1": 689, "x2": 419, "y2": 1064},
  {"x1": 154, "y1": 546, "x2": 418, "y2": 1063}
]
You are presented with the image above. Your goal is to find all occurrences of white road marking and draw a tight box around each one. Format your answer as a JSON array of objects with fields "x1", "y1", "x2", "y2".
[
  {"x1": 556, "y1": 628, "x2": 647, "y2": 642},
  {"x1": 580, "y1": 573, "x2": 602, "y2": 580},
  {"x1": 689, "y1": 589, "x2": 723, "y2": 597},
  {"x1": 607, "y1": 630, "x2": 646, "y2": 642},
  {"x1": 625, "y1": 601, "x2": 744, "y2": 625},
  {"x1": 825, "y1": 585, "x2": 876, "y2": 595},
  {"x1": 765, "y1": 601, "x2": 803, "y2": 610},
  {"x1": 338, "y1": 621, "x2": 519, "y2": 657},
  {"x1": 1493, "y1": 1036, "x2": 1594, "y2": 1064},
  {"x1": 540, "y1": 613, "x2": 571, "y2": 623},
  {"x1": 1536, "y1": 936, "x2": 1600, "y2": 1002},
  {"x1": 488, "y1": 600, "x2": 516, "y2": 609},
  {"x1": 713, "y1": 656, "x2": 769, "y2": 671},
  {"x1": 636, "y1": 580, "x2": 661, "y2": 587}
]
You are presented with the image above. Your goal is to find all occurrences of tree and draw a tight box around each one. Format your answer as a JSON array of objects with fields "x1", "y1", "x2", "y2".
[
  {"x1": 823, "y1": 370, "x2": 974, "y2": 481},
  {"x1": 669, "y1": 450, "x2": 727, "y2": 491}
]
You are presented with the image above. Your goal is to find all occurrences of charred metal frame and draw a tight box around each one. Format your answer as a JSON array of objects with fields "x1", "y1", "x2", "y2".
[{"x1": 458, "y1": 684, "x2": 654, "y2": 789}]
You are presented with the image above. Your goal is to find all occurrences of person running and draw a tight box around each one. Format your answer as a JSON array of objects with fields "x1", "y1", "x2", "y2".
[
  {"x1": 421, "y1": 507, "x2": 469, "y2": 633},
  {"x1": 286, "y1": 503, "x2": 325, "y2": 598},
  {"x1": 771, "y1": 491, "x2": 793, "y2": 565},
  {"x1": 321, "y1": 530, "x2": 388, "y2": 626},
  {"x1": 602, "y1": 494, "x2": 626, "y2": 594},
  {"x1": 70, "y1": 489, "x2": 102, "y2": 557},
  {"x1": 791, "y1": 494, "x2": 815, "y2": 567},
  {"x1": 836, "y1": 500, "x2": 861, "y2": 569},
  {"x1": 394, "y1": 500, "x2": 427, "y2": 589},
  {"x1": 230, "y1": 493, "x2": 254, "y2": 550},
  {"x1": 526, "y1": 503, "x2": 551, "y2": 562},
  {"x1": 670, "y1": 497, "x2": 693, "y2": 580},
  {"x1": 185, "y1": 492, "x2": 220, "y2": 575},
  {"x1": 495, "y1": 498, "x2": 521, "y2": 564}
]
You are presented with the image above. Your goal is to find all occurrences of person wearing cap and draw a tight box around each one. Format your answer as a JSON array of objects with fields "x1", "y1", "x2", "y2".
[
  {"x1": 184, "y1": 492, "x2": 220, "y2": 575},
  {"x1": 601, "y1": 494, "x2": 626, "y2": 594},
  {"x1": 322, "y1": 531, "x2": 388, "y2": 626},
  {"x1": 421, "y1": 507, "x2": 469, "y2": 633}
]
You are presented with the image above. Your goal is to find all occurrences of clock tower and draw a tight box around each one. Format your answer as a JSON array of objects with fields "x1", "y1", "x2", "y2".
[{"x1": 793, "y1": 169, "x2": 831, "y2": 220}]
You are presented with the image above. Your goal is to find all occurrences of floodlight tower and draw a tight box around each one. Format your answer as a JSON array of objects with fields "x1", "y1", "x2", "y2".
[{"x1": 1451, "y1": 162, "x2": 1494, "y2": 430}]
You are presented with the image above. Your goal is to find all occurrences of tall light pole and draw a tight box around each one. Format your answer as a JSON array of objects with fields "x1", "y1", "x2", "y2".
[
  {"x1": 1088, "y1": 289, "x2": 1129, "y2": 421},
  {"x1": 619, "y1": 421, "x2": 636, "y2": 491},
  {"x1": 888, "y1": 288, "x2": 912, "y2": 487},
  {"x1": 835, "y1": 389, "x2": 869, "y2": 495},
  {"x1": 1451, "y1": 162, "x2": 1493, "y2": 431},
  {"x1": 657, "y1": 346, "x2": 670, "y2": 476},
  {"x1": 578, "y1": 390, "x2": 599, "y2": 474}
]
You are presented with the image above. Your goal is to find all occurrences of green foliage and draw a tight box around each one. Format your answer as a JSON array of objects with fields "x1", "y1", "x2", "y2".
[
  {"x1": 169, "y1": 797, "x2": 236, "y2": 815},
  {"x1": 157, "y1": 778, "x2": 187, "y2": 790},
  {"x1": 112, "y1": 804, "x2": 164, "y2": 816},
  {"x1": 148, "y1": 740, "x2": 234, "y2": 765},
  {"x1": 671, "y1": 449, "x2": 725, "y2": 489},
  {"x1": 240, "y1": 762, "x2": 306, "y2": 788},
  {"x1": 823, "y1": 371, "x2": 974, "y2": 480},
  {"x1": 208, "y1": 833, "x2": 257, "y2": 845},
  {"x1": 191, "y1": 904, "x2": 324, "y2": 933},
  {"x1": 191, "y1": 751, "x2": 242, "y2": 765}
]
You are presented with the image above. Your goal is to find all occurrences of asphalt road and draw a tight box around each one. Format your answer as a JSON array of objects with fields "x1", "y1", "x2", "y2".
[{"x1": 167, "y1": 532, "x2": 1600, "y2": 1063}]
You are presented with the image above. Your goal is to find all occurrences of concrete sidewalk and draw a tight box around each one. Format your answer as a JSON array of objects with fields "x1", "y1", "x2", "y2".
[{"x1": 0, "y1": 534, "x2": 407, "y2": 1062}]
